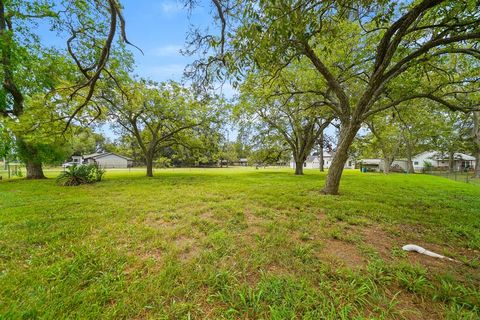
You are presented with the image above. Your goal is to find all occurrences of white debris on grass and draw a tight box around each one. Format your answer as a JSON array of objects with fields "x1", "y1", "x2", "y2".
[{"x1": 402, "y1": 244, "x2": 457, "y2": 262}]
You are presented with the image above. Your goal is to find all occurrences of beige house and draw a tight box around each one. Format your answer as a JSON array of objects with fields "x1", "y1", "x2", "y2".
[{"x1": 69, "y1": 153, "x2": 133, "y2": 168}]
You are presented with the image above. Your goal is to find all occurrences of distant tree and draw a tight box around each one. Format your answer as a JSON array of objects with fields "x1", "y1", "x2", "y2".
[
  {"x1": 239, "y1": 69, "x2": 333, "y2": 175},
  {"x1": 218, "y1": 142, "x2": 238, "y2": 167},
  {"x1": 394, "y1": 105, "x2": 442, "y2": 173},
  {"x1": 0, "y1": 123, "x2": 13, "y2": 165},
  {"x1": 67, "y1": 128, "x2": 107, "y2": 156},
  {"x1": 434, "y1": 112, "x2": 472, "y2": 173},
  {"x1": 473, "y1": 111, "x2": 480, "y2": 178},
  {"x1": 249, "y1": 133, "x2": 290, "y2": 167},
  {"x1": 104, "y1": 80, "x2": 218, "y2": 177},
  {"x1": 365, "y1": 113, "x2": 403, "y2": 174}
]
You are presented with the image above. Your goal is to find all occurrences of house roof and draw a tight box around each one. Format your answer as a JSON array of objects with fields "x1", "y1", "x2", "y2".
[
  {"x1": 452, "y1": 153, "x2": 476, "y2": 161},
  {"x1": 311, "y1": 151, "x2": 334, "y2": 158},
  {"x1": 415, "y1": 151, "x2": 476, "y2": 161},
  {"x1": 291, "y1": 152, "x2": 354, "y2": 163},
  {"x1": 83, "y1": 152, "x2": 103, "y2": 159},
  {"x1": 359, "y1": 159, "x2": 382, "y2": 165},
  {"x1": 84, "y1": 152, "x2": 133, "y2": 161}
]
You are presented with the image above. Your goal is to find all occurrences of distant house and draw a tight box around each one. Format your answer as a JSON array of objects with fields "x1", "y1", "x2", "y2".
[
  {"x1": 358, "y1": 159, "x2": 383, "y2": 172},
  {"x1": 290, "y1": 152, "x2": 355, "y2": 170},
  {"x1": 358, "y1": 151, "x2": 476, "y2": 173},
  {"x1": 70, "y1": 153, "x2": 133, "y2": 168},
  {"x1": 412, "y1": 151, "x2": 476, "y2": 172},
  {"x1": 239, "y1": 158, "x2": 248, "y2": 166},
  {"x1": 357, "y1": 159, "x2": 408, "y2": 172}
]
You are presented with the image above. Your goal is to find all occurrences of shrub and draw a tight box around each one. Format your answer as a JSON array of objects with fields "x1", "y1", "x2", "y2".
[
  {"x1": 56, "y1": 164, "x2": 105, "y2": 186},
  {"x1": 423, "y1": 161, "x2": 433, "y2": 172},
  {"x1": 155, "y1": 157, "x2": 172, "y2": 168}
]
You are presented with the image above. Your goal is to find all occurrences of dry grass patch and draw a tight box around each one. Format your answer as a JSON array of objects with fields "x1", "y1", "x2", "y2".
[{"x1": 318, "y1": 238, "x2": 367, "y2": 269}]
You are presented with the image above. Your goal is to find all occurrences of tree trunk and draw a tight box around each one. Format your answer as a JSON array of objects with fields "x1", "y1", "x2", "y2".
[
  {"x1": 146, "y1": 156, "x2": 154, "y2": 177},
  {"x1": 383, "y1": 157, "x2": 391, "y2": 174},
  {"x1": 406, "y1": 156, "x2": 415, "y2": 173},
  {"x1": 323, "y1": 123, "x2": 360, "y2": 195},
  {"x1": 448, "y1": 151, "x2": 455, "y2": 173},
  {"x1": 405, "y1": 145, "x2": 415, "y2": 173},
  {"x1": 319, "y1": 134, "x2": 324, "y2": 172},
  {"x1": 26, "y1": 160, "x2": 45, "y2": 179},
  {"x1": 295, "y1": 160, "x2": 304, "y2": 175},
  {"x1": 16, "y1": 139, "x2": 46, "y2": 179},
  {"x1": 473, "y1": 111, "x2": 480, "y2": 178},
  {"x1": 475, "y1": 150, "x2": 480, "y2": 178},
  {"x1": 319, "y1": 151, "x2": 324, "y2": 172}
]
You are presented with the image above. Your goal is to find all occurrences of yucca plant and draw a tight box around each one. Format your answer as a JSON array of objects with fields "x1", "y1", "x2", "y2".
[{"x1": 56, "y1": 164, "x2": 105, "y2": 186}]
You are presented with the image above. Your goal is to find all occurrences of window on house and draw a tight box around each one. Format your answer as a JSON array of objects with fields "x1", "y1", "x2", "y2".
[
  {"x1": 414, "y1": 161, "x2": 419, "y2": 165},
  {"x1": 304, "y1": 162, "x2": 307, "y2": 167},
  {"x1": 348, "y1": 161, "x2": 352, "y2": 166}
]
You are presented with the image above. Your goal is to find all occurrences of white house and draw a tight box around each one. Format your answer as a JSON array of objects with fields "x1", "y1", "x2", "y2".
[
  {"x1": 290, "y1": 152, "x2": 355, "y2": 170},
  {"x1": 411, "y1": 151, "x2": 476, "y2": 172},
  {"x1": 358, "y1": 159, "x2": 408, "y2": 172},
  {"x1": 358, "y1": 151, "x2": 476, "y2": 173},
  {"x1": 70, "y1": 153, "x2": 133, "y2": 168}
]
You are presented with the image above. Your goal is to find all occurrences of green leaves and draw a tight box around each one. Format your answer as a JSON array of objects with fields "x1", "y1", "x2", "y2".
[{"x1": 56, "y1": 163, "x2": 105, "y2": 186}]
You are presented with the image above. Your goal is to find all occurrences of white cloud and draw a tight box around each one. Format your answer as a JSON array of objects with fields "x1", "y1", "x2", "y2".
[
  {"x1": 217, "y1": 82, "x2": 238, "y2": 99},
  {"x1": 159, "y1": 1, "x2": 184, "y2": 15},
  {"x1": 150, "y1": 44, "x2": 183, "y2": 57},
  {"x1": 149, "y1": 63, "x2": 186, "y2": 79}
]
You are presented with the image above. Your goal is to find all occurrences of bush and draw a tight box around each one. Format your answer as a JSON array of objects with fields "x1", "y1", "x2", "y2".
[
  {"x1": 56, "y1": 164, "x2": 105, "y2": 186},
  {"x1": 155, "y1": 157, "x2": 172, "y2": 168}
]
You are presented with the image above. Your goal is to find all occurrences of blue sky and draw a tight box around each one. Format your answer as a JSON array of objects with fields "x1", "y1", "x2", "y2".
[
  {"x1": 38, "y1": 0, "x2": 236, "y2": 140},
  {"x1": 121, "y1": 0, "x2": 209, "y2": 83},
  {"x1": 119, "y1": 0, "x2": 235, "y2": 96}
]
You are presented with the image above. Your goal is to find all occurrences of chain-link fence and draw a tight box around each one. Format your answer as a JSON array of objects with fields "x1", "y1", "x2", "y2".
[
  {"x1": 425, "y1": 170, "x2": 480, "y2": 185},
  {"x1": 0, "y1": 164, "x2": 24, "y2": 180}
]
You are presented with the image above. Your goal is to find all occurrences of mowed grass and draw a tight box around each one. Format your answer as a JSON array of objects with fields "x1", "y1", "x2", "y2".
[{"x1": 1, "y1": 168, "x2": 479, "y2": 319}]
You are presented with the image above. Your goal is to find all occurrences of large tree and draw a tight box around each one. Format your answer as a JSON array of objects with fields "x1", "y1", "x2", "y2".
[
  {"x1": 104, "y1": 80, "x2": 218, "y2": 177},
  {"x1": 0, "y1": 0, "x2": 131, "y2": 178},
  {"x1": 239, "y1": 70, "x2": 333, "y2": 175},
  {"x1": 195, "y1": 0, "x2": 480, "y2": 194}
]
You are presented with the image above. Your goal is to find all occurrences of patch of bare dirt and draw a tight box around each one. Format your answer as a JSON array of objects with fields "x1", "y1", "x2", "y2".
[
  {"x1": 318, "y1": 238, "x2": 366, "y2": 268},
  {"x1": 143, "y1": 215, "x2": 176, "y2": 229},
  {"x1": 361, "y1": 225, "x2": 398, "y2": 260},
  {"x1": 199, "y1": 210, "x2": 214, "y2": 220},
  {"x1": 244, "y1": 213, "x2": 266, "y2": 236},
  {"x1": 174, "y1": 236, "x2": 201, "y2": 262}
]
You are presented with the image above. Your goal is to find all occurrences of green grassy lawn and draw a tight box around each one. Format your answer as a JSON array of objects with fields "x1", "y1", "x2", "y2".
[
  {"x1": 426, "y1": 171, "x2": 480, "y2": 186},
  {"x1": 1, "y1": 168, "x2": 479, "y2": 319}
]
